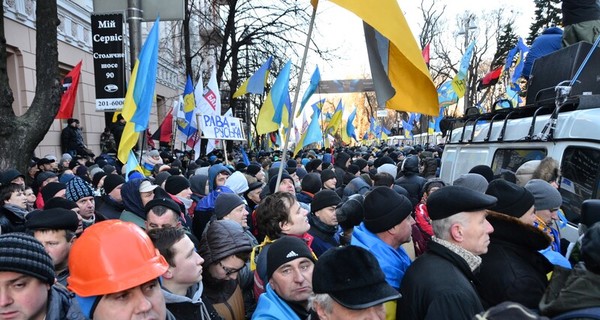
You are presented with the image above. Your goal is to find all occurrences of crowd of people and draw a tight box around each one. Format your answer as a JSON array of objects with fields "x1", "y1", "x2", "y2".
[{"x1": 0, "y1": 143, "x2": 599, "y2": 320}]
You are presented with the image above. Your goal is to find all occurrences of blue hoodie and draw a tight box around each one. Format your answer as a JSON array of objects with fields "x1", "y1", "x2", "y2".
[
  {"x1": 208, "y1": 164, "x2": 231, "y2": 192},
  {"x1": 522, "y1": 27, "x2": 563, "y2": 79}
]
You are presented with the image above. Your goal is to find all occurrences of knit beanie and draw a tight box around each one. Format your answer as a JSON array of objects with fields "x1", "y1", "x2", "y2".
[
  {"x1": 523, "y1": 179, "x2": 562, "y2": 211},
  {"x1": 164, "y1": 175, "x2": 190, "y2": 195},
  {"x1": 268, "y1": 173, "x2": 293, "y2": 194},
  {"x1": 0, "y1": 233, "x2": 55, "y2": 284},
  {"x1": 301, "y1": 173, "x2": 322, "y2": 194},
  {"x1": 320, "y1": 169, "x2": 336, "y2": 184},
  {"x1": 363, "y1": 186, "x2": 413, "y2": 233},
  {"x1": 377, "y1": 163, "x2": 397, "y2": 178},
  {"x1": 312, "y1": 190, "x2": 342, "y2": 213},
  {"x1": 485, "y1": 179, "x2": 535, "y2": 218},
  {"x1": 354, "y1": 158, "x2": 368, "y2": 171},
  {"x1": 296, "y1": 168, "x2": 308, "y2": 180},
  {"x1": 92, "y1": 172, "x2": 107, "y2": 189},
  {"x1": 347, "y1": 164, "x2": 360, "y2": 175},
  {"x1": 515, "y1": 160, "x2": 541, "y2": 187},
  {"x1": 306, "y1": 159, "x2": 323, "y2": 173},
  {"x1": 103, "y1": 164, "x2": 116, "y2": 175},
  {"x1": 246, "y1": 164, "x2": 261, "y2": 176},
  {"x1": 65, "y1": 176, "x2": 95, "y2": 202},
  {"x1": 44, "y1": 197, "x2": 78, "y2": 210},
  {"x1": 41, "y1": 182, "x2": 66, "y2": 202},
  {"x1": 452, "y1": 173, "x2": 489, "y2": 193},
  {"x1": 214, "y1": 193, "x2": 245, "y2": 219},
  {"x1": 103, "y1": 174, "x2": 125, "y2": 195},
  {"x1": 267, "y1": 236, "x2": 315, "y2": 280},
  {"x1": 469, "y1": 165, "x2": 495, "y2": 183},
  {"x1": 154, "y1": 172, "x2": 171, "y2": 187}
]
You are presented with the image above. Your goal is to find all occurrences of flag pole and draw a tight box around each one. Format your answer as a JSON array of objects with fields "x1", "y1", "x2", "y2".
[{"x1": 274, "y1": 2, "x2": 318, "y2": 191}]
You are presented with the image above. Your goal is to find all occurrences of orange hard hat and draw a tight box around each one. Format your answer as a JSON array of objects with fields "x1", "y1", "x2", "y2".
[{"x1": 67, "y1": 220, "x2": 169, "y2": 297}]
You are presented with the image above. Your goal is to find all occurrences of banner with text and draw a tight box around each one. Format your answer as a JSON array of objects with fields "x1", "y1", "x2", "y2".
[
  {"x1": 199, "y1": 115, "x2": 245, "y2": 141},
  {"x1": 91, "y1": 13, "x2": 126, "y2": 112}
]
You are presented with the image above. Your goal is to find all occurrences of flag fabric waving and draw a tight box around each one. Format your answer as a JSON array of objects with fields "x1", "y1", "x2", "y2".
[
  {"x1": 331, "y1": 0, "x2": 438, "y2": 116},
  {"x1": 256, "y1": 60, "x2": 292, "y2": 135},
  {"x1": 297, "y1": 66, "x2": 321, "y2": 117},
  {"x1": 56, "y1": 60, "x2": 83, "y2": 119},
  {"x1": 151, "y1": 107, "x2": 173, "y2": 144},
  {"x1": 232, "y1": 57, "x2": 273, "y2": 98},
  {"x1": 294, "y1": 108, "x2": 322, "y2": 156},
  {"x1": 346, "y1": 108, "x2": 357, "y2": 141},
  {"x1": 422, "y1": 43, "x2": 430, "y2": 68},
  {"x1": 451, "y1": 40, "x2": 476, "y2": 98},
  {"x1": 325, "y1": 100, "x2": 343, "y2": 135},
  {"x1": 117, "y1": 18, "x2": 160, "y2": 164},
  {"x1": 477, "y1": 67, "x2": 503, "y2": 91}
]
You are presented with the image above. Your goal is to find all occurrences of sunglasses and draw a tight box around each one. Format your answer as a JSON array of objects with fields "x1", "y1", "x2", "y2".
[{"x1": 219, "y1": 261, "x2": 244, "y2": 276}]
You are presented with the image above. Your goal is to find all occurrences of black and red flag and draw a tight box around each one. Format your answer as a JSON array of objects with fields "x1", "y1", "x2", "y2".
[{"x1": 477, "y1": 67, "x2": 502, "y2": 91}]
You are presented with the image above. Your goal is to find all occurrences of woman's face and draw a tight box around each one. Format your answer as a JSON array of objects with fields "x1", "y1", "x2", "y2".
[{"x1": 5, "y1": 190, "x2": 27, "y2": 209}]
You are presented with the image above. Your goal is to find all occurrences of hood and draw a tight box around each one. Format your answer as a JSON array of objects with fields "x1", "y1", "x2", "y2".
[
  {"x1": 225, "y1": 171, "x2": 249, "y2": 194},
  {"x1": 121, "y1": 178, "x2": 147, "y2": 219},
  {"x1": 198, "y1": 220, "x2": 253, "y2": 266},
  {"x1": 208, "y1": 164, "x2": 231, "y2": 191},
  {"x1": 401, "y1": 155, "x2": 420, "y2": 174},
  {"x1": 487, "y1": 211, "x2": 552, "y2": 251},
  {"x1": 189, "y1": 174, "x2": 209, "y2": 196},
  {"x1": 542, "y1": 27, "x2": 563, "y2": 35}
]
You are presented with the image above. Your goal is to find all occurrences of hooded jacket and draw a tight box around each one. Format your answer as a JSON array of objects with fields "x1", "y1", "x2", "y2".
[
  {"x1": 395, "y1": 156, "x2": 427, "y2": 207},
  {"x1": 252, "y1": 283, "x2": 301, "y2": 320},
  {"x1": 475, "y1": 211, "x2": 553, "y2": 309},
  {"x1": 162, "y1": 282, "x2": 221, "y2": 320},
  {"x1": 208, "y1": 164, "x2": 231, "y2": 192},
  {"x1": 539, "y1": 263, "x2": 600, "y2": 317},
  {"x1": 120, "y1": 178, "x2": 147, "y2": 220}
]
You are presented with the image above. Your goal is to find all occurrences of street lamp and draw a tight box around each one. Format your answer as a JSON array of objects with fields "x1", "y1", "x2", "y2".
[{"x1": 457, "y1": 14, "x2": 477, "y2": 113}]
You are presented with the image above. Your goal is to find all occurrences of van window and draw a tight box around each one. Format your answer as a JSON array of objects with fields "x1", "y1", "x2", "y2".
[
  {"x1": 560, "y1": 147, "x2": 600, "y2": 222},
  {"x1": 490, "y1": 149, "x2": 547, "y2": 177}
]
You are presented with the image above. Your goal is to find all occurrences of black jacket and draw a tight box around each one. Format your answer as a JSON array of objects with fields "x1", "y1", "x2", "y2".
[
  {"x1": 398, "y1": 241, "x2": 484, "y2": 320},
  {"x1": 0, "y1": 206, "x2": 26, "y2": 233},
  {"x1": 95, "y1": 194, "x2": 125, "y2": 220},
  {"x1": 61, "y1": 126, "x2": 85, "y2": 153},
  {"x1": 475, "y1": 211, "x2": 553, "y2": 309}
]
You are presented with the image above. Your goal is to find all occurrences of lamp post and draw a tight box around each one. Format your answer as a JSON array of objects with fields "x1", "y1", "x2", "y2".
[{"x1": 458, "y1": 14, "x2": 477, "y2": 113}]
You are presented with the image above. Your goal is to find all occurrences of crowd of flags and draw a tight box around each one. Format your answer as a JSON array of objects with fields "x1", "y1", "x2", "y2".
[{"x1": 54, "y1": 0, "x2": 535, "y2": 169}]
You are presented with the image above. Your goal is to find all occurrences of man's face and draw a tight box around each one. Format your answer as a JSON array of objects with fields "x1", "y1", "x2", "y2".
[
  {"x1": 0, "y1": 272, "x2": 50, "y2": 320},
  {"x1": 315, "y1": 299, "x2": 386, "y2": 320},
  {"x1": 255, "y1": 170, "x2": 265, "y2": 182},
  {"x1": 282, "y1": 200, "x2": 310, "y2": 236},
  {"x1": 278, "y1": 179, "x2": 296, "y2": 195},
  {"x1": 459, "y1": 210, "x2": 494, "y2": 255},
  {"x1": 169, "y1": 236, "x2": 204, "y2": 286},
  {"x1": 247, "y1": 187, "x2": 263, "y2": 204},
  {"x1": 323, "y1": 178, "x2": 336, "y2": 190},
  {"x1": 208, "y1": 255, "x2": 245, "y2": 281},
  {"x1": 392, "y1": 215, "x2": 416, "y2": 245},
  {"x1": 76, "y1": 196, "x2": 95, "y2": 219},
  {"x1": 215, "y1": 172, "x2": 230, "y2": 188},
  {"x1": 33, "y1": 230, "x2": 73, "y2": 271},
  {"x1": 269, "y1": 257, "x2": 314, "y2": 305},
  {"x1": 140, "y1": 191, "x2": 154, "y2": 207},
  {"x1": 145, "y1": 209, "x2": 180, "y2": 231},
  {"x1": 176, "y1": 187, "x2": 192, "y2": 200},
  {"x1": 535, "y1": 208, "x2": 559, "y2": 225},
  {"x1": 93, "y1": 279, "x2": 166, "y2": 320},
  {"x1": 223, "y1": 204, "x2": 249, "y2": 228},
  {"x1": 5, "y1": 190, "x2": 27, "y2": 209},
  {"x1": 519, "y1": 206, "x2": 537, "y2": 226},
  {"x1": 108, "y1": 184, "x2": 123, "y2": 203},
  {"x1": 315, "y1": 206, "x2": 338, "y2": 227}
]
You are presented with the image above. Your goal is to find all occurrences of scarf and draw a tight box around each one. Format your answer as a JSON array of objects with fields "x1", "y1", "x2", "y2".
[{"x1": 432, "y1": 236, "x2": 482, "y2": 272}]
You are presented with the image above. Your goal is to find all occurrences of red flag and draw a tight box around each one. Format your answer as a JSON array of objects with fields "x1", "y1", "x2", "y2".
[
  {"x1": 422, "y1": 43, "x2": 430, "y2": 67},
  {"x1": 151, "y1": 108, "x2": 174, "y2": 143},
  {"x1": 477, "y1": 67, "x2": 503, "y2": 91},
  {"x1": 56, "y1": 61, "x2": 82, "y2": 119}
]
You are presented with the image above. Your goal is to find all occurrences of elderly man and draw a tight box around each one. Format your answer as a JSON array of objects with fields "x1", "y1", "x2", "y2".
[
  {"x1": 252, "y1": 236, "x2": 316, "y2": 320},
  {"x1": 68, "y1": 220, "x2": 176, "y2": 320},
  {"x1": 311, "y1": 246, "x2": 401, "y2": 320},
  {"x1": 0, "y1": 233, "x2": 86, "y2": 319},
  {"x1": 25, "y1": 208, "x2": 79, "y2": 286},
  {"x1": 398, "y1": 185, "x2": 497, "y2": 320}
]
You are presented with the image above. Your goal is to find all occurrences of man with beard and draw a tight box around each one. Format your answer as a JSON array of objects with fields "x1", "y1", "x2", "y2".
[
  {"x1": 148, "y1": 226, "x2": 221, "y2": 320},
  {"x1": 199, "y1": 220, "x2": 254, "y2": 319}
]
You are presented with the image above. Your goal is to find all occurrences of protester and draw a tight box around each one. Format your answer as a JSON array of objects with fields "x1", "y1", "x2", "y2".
[
  {"x1": 0, "y1": 183, "x2": 28, "y2": 233},
  {"x1": 65, "y1": 176, "x2": 105, "y2": 229},
  {"x1": 308, "y1": 189, "x2": 342, "y2": 257},
  {"x1": 94, "y1": 174, "x2": 125, "y2": 219}
]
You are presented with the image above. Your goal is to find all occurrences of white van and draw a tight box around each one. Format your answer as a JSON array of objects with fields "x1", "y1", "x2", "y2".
[{"x1": 439, "y1": 102, "x2": 600, "y2": 243}]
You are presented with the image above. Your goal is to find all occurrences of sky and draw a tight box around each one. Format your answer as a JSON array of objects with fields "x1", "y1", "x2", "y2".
[{"x1": 311, "y1": 0, "x2": 536, "y2": 80}]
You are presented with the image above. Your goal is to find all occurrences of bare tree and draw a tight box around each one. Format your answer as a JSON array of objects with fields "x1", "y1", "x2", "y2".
[{"x1": 0, "y1": 1, "x2": 61, "y2": 173}]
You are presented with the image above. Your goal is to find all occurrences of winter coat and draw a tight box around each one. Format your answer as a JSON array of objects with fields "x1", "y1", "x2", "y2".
[
  {"x1": 398, "y1": 241, "x2": 484, "y2": 320},
  {"x1": 95, "y1": 194, "x2": 125, "y2": 219},
  {"x1": 395, "y1": 158, "x2": 426, "y2": 207},
  {"x1": 0, "y1": 205, "x2": 26, "y2": 233},
  {"x1": 351, "y1": 222, "x2": 412, "y2": 290},
  {"x1": 60, "y1": 126, "x2": 85, "y2": 154},
  {"x1": 296, "y1": 191, "x2": 314, "y2": 205},
  {"x1": 47, "y1": 284, "x2": 87, "y2": 320},
  {"x1": 307, "y1": 214, "x2": 341, "y2": 257},
  {"x1": 162, "y1": 283, "x2": 222, "y2": 320},
  {"x1": 539, "y1": 263, "x2": 600, "y2": 317},
  {"x1": 562, "y1": 0, "x2": 600, "y2": 26},
  {"x1": 475, "y1": 211, "x2": 553, "y2": 310},
  {"x1": 522, "y1": 27, "x2": 563, "y2": 79},
  {"x1": 252, "y1": 283, "x2": 301, "y2": 320},
  {"x1": 202, "y1": 277, "x2": 245, "y2": 320}
]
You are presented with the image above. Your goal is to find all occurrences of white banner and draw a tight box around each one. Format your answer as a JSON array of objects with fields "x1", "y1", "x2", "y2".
[{"x1": 199, "y1": 115, "x2": 245, "y2": 141}]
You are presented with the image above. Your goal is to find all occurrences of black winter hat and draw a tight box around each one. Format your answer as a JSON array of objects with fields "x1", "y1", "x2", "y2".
[
  {"x1": 144, "y1": 197, "x2": 181, "y2": 215},
  {"x1": 336, "y1": 194, "x2": 364, "y2": 230},
  {"x1": 301, "y1": 173, "x2": 322, "y2": 194},
  {"x1": 26, "y1": 208, "x2": 79, "y2": 232},
  {"x1": 214, "y1": 193, "x2": 245, "y2": 219},
  {"x1": 235, "y1": 162, "x2": 247, "y2": 172},
  {"x1": 313, "y1": 246, "x2": 400, "y2": 309},
  {"x1": 103, "y1": 174, "x2": 125, "y2": 195},
  {"x1": 311, "y1": 190, "x2": 341, "y2": 213},
  {"x1": 305, "y1": 159, "x2": 323, "y2": 173},
  {"x1": 335, "y1": 152, "x2": 350, "y2": 167},
  {"x1": 246, "y1": 164, "x2": 262, "y2": 176},
  {"x1": 267, "y1": 236, "x2": 315, "y2": 280},
  {"x1": 582, "y1": 222, "x2": 600, "y2": 274},
  {"x1": 92, "y1": 172, "x2": 107, "y2": 189},
  {"x1": 363, "y1": 186, "x2": 413, "y2": 233},
  {"x1": 0, "y1": 233, "x2": 55, "y2": 285},
  {"x1": 320, "y1": 169, "x2": 336, "y2": 184},
  {"x1": 164, "y1": 175, "x2": 190, "y2": 195},
  {"x1": 1, "y1": 168, "x2": 24, "y2": 185},
  {"x1": 427, "y1": 185, "x2": 497, "y2": 220},
  {"x1": 268, "y1": 173, "x2": 293, "y2": 194},
  {"x1": 41, "y1": 182, "x2": 66, "y2": 203},
  {"x1": 347, "y1": 164, "x2": 360, "y2": 175},
  {"x1": 469, "y1": 165, "x2": 495, "y2": 183},
  {"x1": 485, "y1": 179, "x2": 535, "y2": 218},
  {"x1": 44, "y1": 197, "x2": 78, "y2": 210},
  {"x1": 353, "y1": 158, "x2": 368, "y2": 171}
]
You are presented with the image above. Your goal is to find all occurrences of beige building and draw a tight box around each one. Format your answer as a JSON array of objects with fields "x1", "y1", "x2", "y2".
[{"x1": 2, "y1": 0, "x2": 217, "y2": 159}]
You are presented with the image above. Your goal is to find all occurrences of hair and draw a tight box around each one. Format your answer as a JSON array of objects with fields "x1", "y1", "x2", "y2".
[
  {"x1": 309, "y1": 293, "x2": 334, "y2": 314},
  {"x1": 233, "y1": 251, "x2": 250, "y2": 263},
  {"x1": 1, "y1": 183, "x2": 25, "y2": 202},
  {"x1": 147, "y1": 226, "x2": 186, "y2": 267},
  {"x1": 422, "y1": 179, "x2": 446, "y2": 195},
  {"x1": 149, "y1": 205, "x2": 175, "y2": 218},
  {"x1": 373, "y1": 172, "x2": 394, "y2": 187},
  {"x1": 30, "y1": 229, "x2": 76, "y2": 242},
  {"x1": 257, "y1": 192, "x2": 295, "y2": 240},
  {"x1": 431, "y1": 212, "x2": 471, "y2": 240}
]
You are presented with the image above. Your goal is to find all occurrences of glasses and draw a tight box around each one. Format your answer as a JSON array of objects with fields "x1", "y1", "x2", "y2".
[{"x1": 218, "y1": 261, "x2": 244, "y2": 276}]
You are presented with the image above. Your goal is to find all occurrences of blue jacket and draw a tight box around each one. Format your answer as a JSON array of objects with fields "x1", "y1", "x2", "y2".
[
  {"x1": 351, "y1": 222, "x2": 412, "y2": 289},
  {"x1": 522, "y1": 27, "x2": 563, "y2": 79},
  {"x1": 252, "y1": 283, "x2": 300, "y2": 320}
]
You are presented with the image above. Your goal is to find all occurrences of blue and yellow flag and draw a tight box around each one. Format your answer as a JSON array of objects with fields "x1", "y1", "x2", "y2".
[
  {"x1": 294, "y1": 108, "x2": 322, "y2": 156},
  {"x1": 326, "y1": 100, "x2": 343, "y2": 135},
  {"x1": 347, "y1": 108, "x2": 357, "y2": 141},
  {"x1": 233, "y1": 57, "x2": 273, "y2": 98},
  {"x1": 118, "y1": 18, "x2": 160, "y2": 163},
  {"x1": 257, "y1": 60, "x2": 291, "y2": 134},
  {"x1": 297, "y1": 66, "x2": 320, "y2": 117}
]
